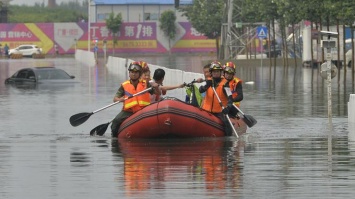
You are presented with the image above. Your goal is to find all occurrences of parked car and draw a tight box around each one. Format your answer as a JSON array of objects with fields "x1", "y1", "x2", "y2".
[
  {"x1": 8, "y1": 44, "x2": 42, "y2": 57},
  {"x1": 264, "y1": 44, "x2": 281, "y2": 58},
  {"x1": 4, "y1": 67, "x2": 78, "y2": 88}
]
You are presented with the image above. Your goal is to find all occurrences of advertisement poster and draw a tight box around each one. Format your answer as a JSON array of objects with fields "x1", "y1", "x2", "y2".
[{"x1": 0, "y1": 22, "x2": 216, "y2": 54}]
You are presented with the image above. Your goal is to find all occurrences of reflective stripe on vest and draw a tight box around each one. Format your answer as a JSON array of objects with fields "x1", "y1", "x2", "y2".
[{"x1": 122, "y1": 80, "x2": 151, "y2": 113}]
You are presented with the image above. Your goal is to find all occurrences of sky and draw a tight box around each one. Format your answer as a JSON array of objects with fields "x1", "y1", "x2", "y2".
[{"x1": 10, "y1": 0, "x2": 84, "y2": 6}]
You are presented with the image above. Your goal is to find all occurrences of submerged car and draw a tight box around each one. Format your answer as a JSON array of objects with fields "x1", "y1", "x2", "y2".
[
  {"x1": 8, "y1": 44, "x2": 43, "y2": 57},
  {"x1": 4, "y1": 67, "x2": 78, "y2": 88}
]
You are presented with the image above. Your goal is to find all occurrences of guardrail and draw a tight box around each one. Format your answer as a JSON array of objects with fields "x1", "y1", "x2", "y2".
[{"x1": 74, "y1": 49, "x2": 96, "y2": 66}]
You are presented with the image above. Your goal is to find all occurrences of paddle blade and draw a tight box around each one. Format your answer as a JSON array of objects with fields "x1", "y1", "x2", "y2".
[
  {"x1": 243, "y1": 115, "x2": 257, "y2": 128},
  {"x1": 69, "y1": 112, "x2": 93, "y2": 127},
  {"x1": 90, "y1": 122, "x2": 110, "y2": 136}
]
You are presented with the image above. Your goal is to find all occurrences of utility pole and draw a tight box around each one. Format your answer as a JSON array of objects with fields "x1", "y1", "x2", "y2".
[
  {"x1": 225, "y1": 0, "x2": 233, "y2": 59},
  {"x1": 88, "y1": 0, "x2": 91, "y2": 51}
]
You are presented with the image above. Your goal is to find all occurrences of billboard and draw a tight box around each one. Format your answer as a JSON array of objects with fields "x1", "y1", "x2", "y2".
[{"x1": 0, "y1": 22, "x2": 216, "y2": 54}]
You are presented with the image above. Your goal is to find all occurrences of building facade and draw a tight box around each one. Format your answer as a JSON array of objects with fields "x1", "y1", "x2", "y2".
[
  {"x1": 90, "y1": 0, "x2": 192, "y2": 23},
  {"x1": 0, "y1": 0, "x2": 217, "y2": 55}
]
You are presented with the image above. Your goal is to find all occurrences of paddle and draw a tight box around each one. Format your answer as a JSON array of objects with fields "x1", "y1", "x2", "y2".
[
  {"x1": 223, "y1": 87, "x2": 257, "y2": 128},
  {"x1": 69, "y1": 87, "x2": 153, "y2": 127},
  {"x1": 232, "y1": 104, "x2": 257, "y2": 128},
  {"x1": 90, "y1": 121, "x2": 111, "y2": 136},
  {"x1": 211, "y1": 87, "x2": 239, "y2": 138}
]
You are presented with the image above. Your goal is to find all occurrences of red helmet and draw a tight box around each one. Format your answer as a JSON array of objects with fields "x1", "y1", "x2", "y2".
[
  {"x1": 140, "y1": 61, "x2": 150, "y2": 72},
  {"x1": 223, "y1": 62, "x2": 236, "y2": 74},
  {"x1": 128, "y1": 61, "x2": 143, "y2": 72},
  {"x1": 209, "y1": 61, "x2": 223, "y2": 72}
]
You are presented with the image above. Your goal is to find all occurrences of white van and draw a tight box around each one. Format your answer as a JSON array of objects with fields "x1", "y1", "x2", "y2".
[{"x1": 345, "y1": 39, "x2": 354, "y2": 68}]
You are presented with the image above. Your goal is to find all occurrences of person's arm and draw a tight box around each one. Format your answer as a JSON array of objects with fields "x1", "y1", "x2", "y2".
[
  {"x1": 199, "y1": 79, "x2": 212, "y2": 93},
  {"x1": 149, "y1": 80, "x2": 161, "y2": 95},
  {"x1": 161, "y1": 83, "x2": 185, "y2": 93},
  {"x1": 233, "y1": 82, "x2": 243, "y2": 102},
  {"x1": 224, "y1": 81, "x2": 243, "y2": 103},
  {"x1": 113, "y1": 86, "x2": 125, "y2": 102},
  {"x1": 222, "y1": 83, "x2": 235, "y2": 114}
]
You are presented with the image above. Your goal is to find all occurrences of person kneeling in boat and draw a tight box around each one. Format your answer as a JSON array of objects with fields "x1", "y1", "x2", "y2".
[
  {"x1": 222, "y1": 62, "x2": 243, "y2": 118},
  {"x1": 198, "y1": 61, "x2": 235, "y2": 136},
  {"x1": 111, "y1": 61, "x2": 160, "y2": 137}
]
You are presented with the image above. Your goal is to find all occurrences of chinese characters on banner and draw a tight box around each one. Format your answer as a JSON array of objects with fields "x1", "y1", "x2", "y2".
[{"x1": 0, "y1": 22, "x2": 215, "y2": 54}]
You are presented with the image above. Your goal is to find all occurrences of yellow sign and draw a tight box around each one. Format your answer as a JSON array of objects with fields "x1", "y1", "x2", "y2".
[
  {"x1": 118, "y1": 40, "x2": 157, "y2": 48},
  {"x1": 25, "y1": 23, "x2": 53, "y2": 53},
  {"x1": 174, "y1": 40, "x2": 215, "y2": 48}
]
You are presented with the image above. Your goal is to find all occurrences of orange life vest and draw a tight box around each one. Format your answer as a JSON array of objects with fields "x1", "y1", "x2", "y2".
[
  {"x1": 228, "y1": 77, "x2": 242, "y2": 107},
  {"x1": 201, "y1": 78, "x2": 228, "y2": 113},
  {"x1": 122, "y1": 80, "x2": 151, "y2": 113}
]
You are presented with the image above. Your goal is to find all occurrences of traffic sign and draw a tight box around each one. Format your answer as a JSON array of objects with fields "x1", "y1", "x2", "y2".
[{"x1": 257, "y1": 26, "x2": 268, "y2": 39}]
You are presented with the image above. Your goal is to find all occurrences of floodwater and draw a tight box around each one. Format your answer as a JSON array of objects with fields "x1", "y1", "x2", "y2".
[{"x1": 1, "y1": 56, "x2": 355, "y2": 199}]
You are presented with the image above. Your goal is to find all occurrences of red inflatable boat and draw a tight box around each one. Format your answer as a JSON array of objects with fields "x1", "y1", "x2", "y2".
[{"x1": 117, "y1": 97, "x2": 247, "y2": 139}]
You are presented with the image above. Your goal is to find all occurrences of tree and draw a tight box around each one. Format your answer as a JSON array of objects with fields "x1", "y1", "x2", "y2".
[
  {"x1": 7, "y1": 2, "x2": 87, "y2": 23},
  {"x1": 159, "y1": 10, "x2": 177, "y2": 54},
  {"x1": 105, "y1": 12, "x2": 122, "y2": 56},
  {"x1": 180, "y1": 0, "x2": 224, "y2": 54}
]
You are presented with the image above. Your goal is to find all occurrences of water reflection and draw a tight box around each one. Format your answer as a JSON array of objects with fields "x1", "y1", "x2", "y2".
[
  {"x1": 348, "y1": 123, "x2": 355, "y2": 164},
  {"x1": 112, "y1": 138, "x2": 245, "y2": 195},
  {"x1": 1, "y1": 57, "x2": 355, "y2": 198}
]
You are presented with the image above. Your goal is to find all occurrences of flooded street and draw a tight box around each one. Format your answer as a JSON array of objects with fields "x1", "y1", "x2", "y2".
[{"x1": 1, "y1": 56, "x2": 355, "y2": 199}]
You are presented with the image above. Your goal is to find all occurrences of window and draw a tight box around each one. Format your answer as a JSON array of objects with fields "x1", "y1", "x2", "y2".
[
  {"x1": 144, "y1": 13, "x2": 159, "y2": 21},
  {"x1": 17, "y1": 71, "x2": 27, "y2": 78},
  {"x1": 97, "y1": 13, "x2": 109, "y2": 22},
  {"x1": 27, "y1": 71, "x2": 35, "y2": 79}
]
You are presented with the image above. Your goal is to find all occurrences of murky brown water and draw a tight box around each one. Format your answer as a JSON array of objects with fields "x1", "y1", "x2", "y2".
[{"x1": 0, "y1": 56, "x2": 354, "y2": 199}]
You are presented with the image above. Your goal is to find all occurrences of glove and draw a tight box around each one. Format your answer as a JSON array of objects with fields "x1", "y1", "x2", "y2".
[
  {"x1": 222, "y1": 106, "x2": 230, "y2": 114},
  {"x1": 204, "y1": 80, "x2": 212, "y2": 89}
]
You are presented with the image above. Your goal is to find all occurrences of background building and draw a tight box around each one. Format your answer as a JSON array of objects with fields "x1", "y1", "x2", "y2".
[
  {"x1": 90, "y1": 0, "x2": 192, "y2": 23},
  {"x1": 0, "y1": 0, "x2": 216, "y2": 55}
]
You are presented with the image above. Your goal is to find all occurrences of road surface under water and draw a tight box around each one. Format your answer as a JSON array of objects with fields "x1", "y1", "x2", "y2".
[{"x1": 0, "y1": 56, "x2": 355, "y2": 199}]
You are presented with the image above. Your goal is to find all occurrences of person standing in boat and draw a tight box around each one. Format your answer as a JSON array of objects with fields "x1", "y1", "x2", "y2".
[
  {"x1": 150, "y1": 68, "x2": 185, "y2": 102},
  {"x1": 223, "y1": 62, "x2": 243, "y2": 117},
  {"x1": 111, "y1": 61, "x2": 160, "y2": 137}
]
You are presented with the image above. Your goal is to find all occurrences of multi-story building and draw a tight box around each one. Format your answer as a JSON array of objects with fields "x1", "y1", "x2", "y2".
[{"x1": 89, "y1": 0, "x2": 192, "y2": 23}]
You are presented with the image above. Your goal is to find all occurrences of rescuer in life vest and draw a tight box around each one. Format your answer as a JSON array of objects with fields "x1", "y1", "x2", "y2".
[
  {"x1": 222, "y1": 61, "x2": 243, "y2": 117},
  {"x1": 110, "y1": 61, "x2": 160, "y2": 137},
  {"x1": 199, "y1": 61, "x2": 229, "y2": 115}
]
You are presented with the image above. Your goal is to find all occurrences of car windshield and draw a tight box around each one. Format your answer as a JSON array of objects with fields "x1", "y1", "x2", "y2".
[{"x1": 37, "y1": 69, "x2": 71, "y2": 80}]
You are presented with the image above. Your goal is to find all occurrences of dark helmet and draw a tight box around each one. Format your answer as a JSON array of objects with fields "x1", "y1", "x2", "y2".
[
  {"x1": 223, "y1": 62, "x2": 236, "y2": 74},
  {"x1": 209, "y1": 61, "x2": 223, "y2": 72},
  {"x1": 128, "y1": 61, "x2": 143, "y2": 72}
]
